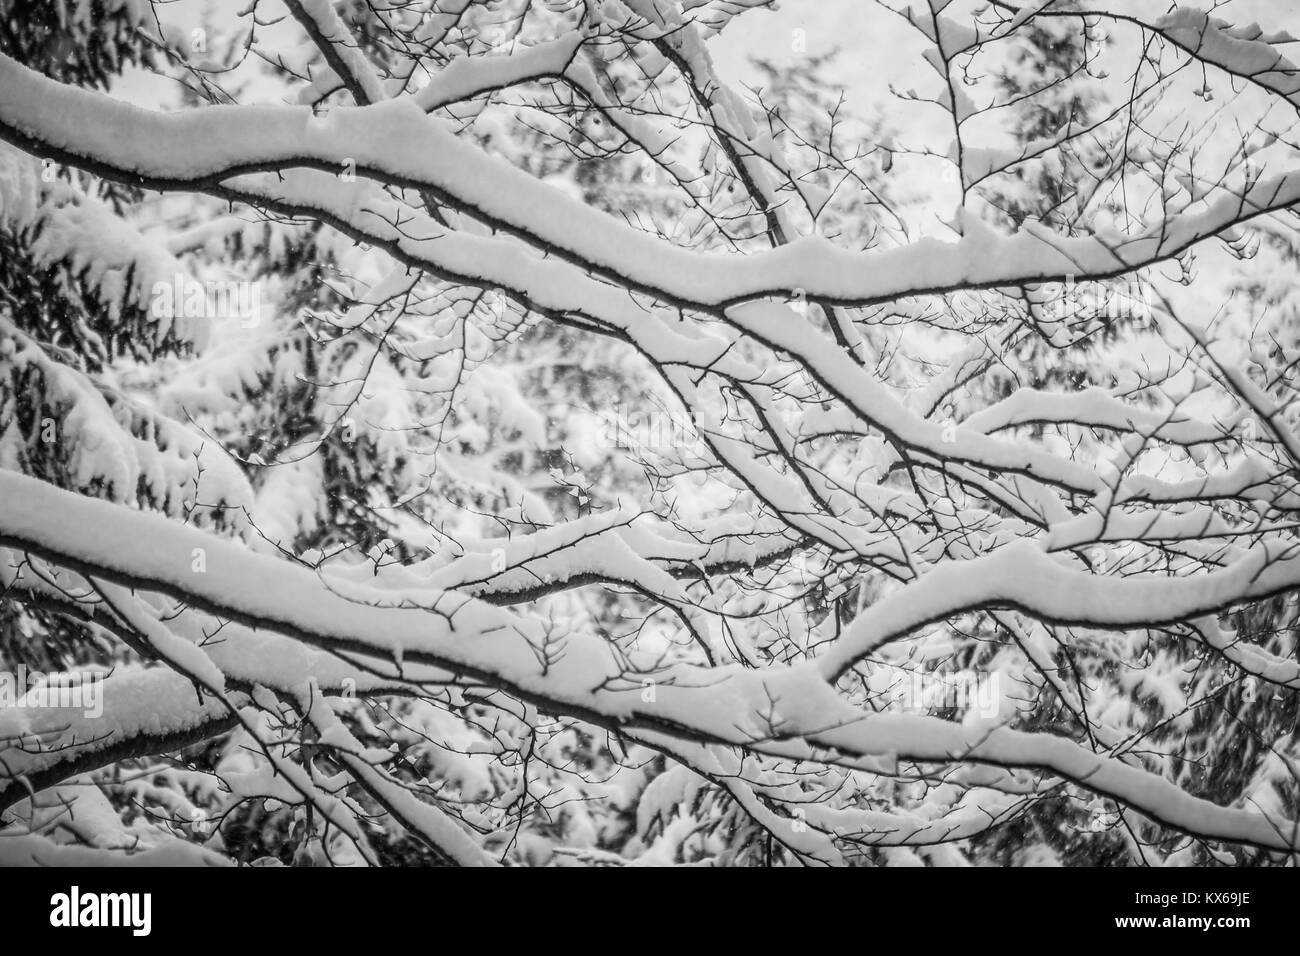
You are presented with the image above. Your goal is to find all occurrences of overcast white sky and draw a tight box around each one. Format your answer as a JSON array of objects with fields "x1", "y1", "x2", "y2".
[
  {"x1": 124, "y1": 1, "x2": 1300, "y2": 116},
  {"x1": 121, "y1": 0, "x2": 1300, "y2": 156},
  {"x1": 709, "y1": 0, "x2": 1300, "y2": 133}
]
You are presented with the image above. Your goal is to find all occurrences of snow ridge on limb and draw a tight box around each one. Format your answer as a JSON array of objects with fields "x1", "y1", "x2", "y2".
[
  {"x1": 2, "y1": 52, "x2": 1298, "y2": 309},
  {"x1": 1004, "y1": 1, "x2": 1300, "y2": 112},
  {"x1": 4, "y1": 471, "x2": 1300, "y2": 853}
]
